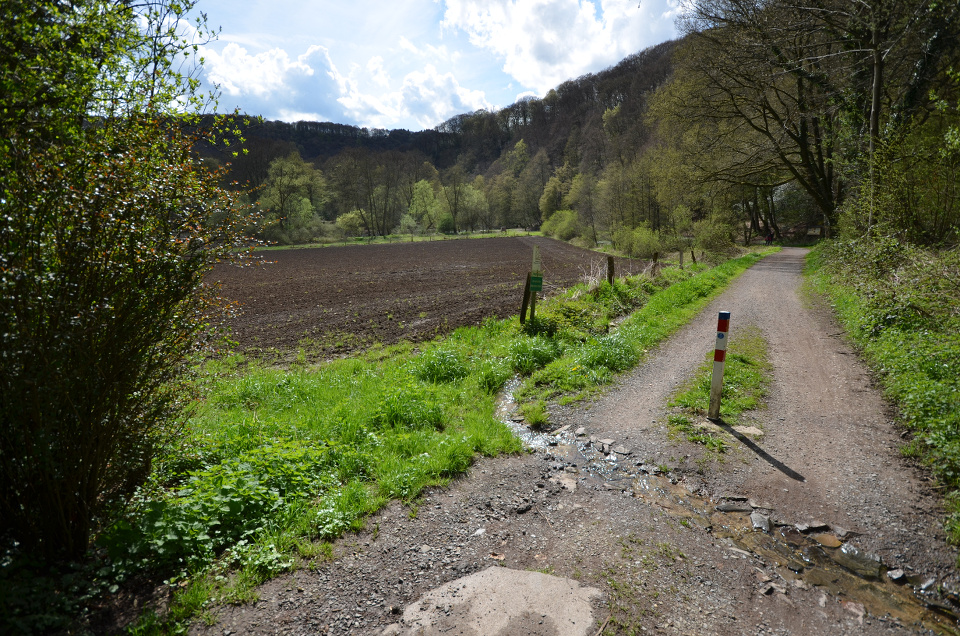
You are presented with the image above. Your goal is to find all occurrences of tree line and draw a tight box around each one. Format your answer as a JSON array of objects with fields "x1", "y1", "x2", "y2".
[
  {"x1": 210, "y1": 41, "x2": 688, "y2": 250},
  {"x1": 220, "y1": 0, "x2": 958, "y2": 255},
  {"x1": 662, "y1": 0, "x2": 960, "y2": 247}
]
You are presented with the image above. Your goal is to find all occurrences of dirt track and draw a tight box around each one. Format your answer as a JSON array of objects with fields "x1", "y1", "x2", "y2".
[
  {"x1": 195, "y1": 248, "x2": 959, "y2": 635},
  {"x1": 211, "y1": 236, "x2": 646, "y2": 360}
]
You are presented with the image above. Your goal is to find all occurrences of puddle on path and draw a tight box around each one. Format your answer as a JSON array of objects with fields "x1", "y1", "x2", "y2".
[{"x1": 496, "y1": 384, "x2": 960, "y2": 634}]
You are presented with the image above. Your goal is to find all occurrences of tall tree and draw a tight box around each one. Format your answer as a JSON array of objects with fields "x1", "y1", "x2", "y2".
[
  {"x1": 407, "y1": 179, "x2": 442, "y2": 229},
  {"x1": 0, "y1": 0, "x2": 253, "y2": 560},
  {"x1": 260, "y1": 153, "x2": 320, "y2": 229},
  {"x1": 675, "y1": 0, "x2": 960, "y2": 226},
  {"x1": 513, "y1": 149, "x2": 551, "y2": 227},
  {"x1": 440, "y1": 163, "x2": 469, "y2": 232}
]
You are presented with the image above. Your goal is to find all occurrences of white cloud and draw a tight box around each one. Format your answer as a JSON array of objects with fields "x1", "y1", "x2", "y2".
[
  {"x1": 201, "y1": 44, "x2": 346, "y2": 121},
  {"x1": 398, "y1": 65, "x2": 491, "y2": 128},
  {"x1": 336, "y1": 64, "x2": 491, "y2": 130},
  {"x1": 367, "y1": 56, "x2": 391, "y2": 88},
  {"x1": 191, "y1": 0, "x2": 679, "y2": 130},
  {"x1": 275, "y1": 109, "x2": 326, "y2": 121},
  {"x1": 201, "y1": 41, "x2": 490, "y2": 130},
  {"x1": 398, "y1": 36, "x2": 461, "y2": 64},
  {"x1": 204, "y1": 43, "x2": 312, "y2": 97},
  {"x1": 441, "y1": 0, "x2": 678, "y2": 94}
]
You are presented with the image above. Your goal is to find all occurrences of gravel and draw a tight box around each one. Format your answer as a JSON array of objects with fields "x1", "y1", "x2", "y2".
[{"x1": 192, "y1": 249, "x2": 958, "y2": 636}]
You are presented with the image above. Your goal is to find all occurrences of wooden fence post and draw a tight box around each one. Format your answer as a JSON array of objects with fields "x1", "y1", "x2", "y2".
[{"x1": 520, "y1": 273, "x2": 531, "y2": 324}]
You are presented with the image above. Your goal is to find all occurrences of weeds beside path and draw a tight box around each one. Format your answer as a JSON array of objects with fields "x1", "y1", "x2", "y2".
[
  {"x1": 190, "y1": 248, "x2": 959, "y2": 635},
  {"x1": 45, "y1": 250, "x2": 757, "y2": 635}
]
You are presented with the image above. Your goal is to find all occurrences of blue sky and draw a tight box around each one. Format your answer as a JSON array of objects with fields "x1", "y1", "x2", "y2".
[{"x1": 191, "y1": 0, "x2": 682, "y2": 131}]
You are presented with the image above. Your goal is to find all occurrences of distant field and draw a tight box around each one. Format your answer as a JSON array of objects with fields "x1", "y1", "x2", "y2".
[{"x1": 211, "y1": 236, "x2": 646, "y2": 359}]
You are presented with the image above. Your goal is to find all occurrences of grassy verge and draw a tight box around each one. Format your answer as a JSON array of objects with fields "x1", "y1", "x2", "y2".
[
  {"x1": 806, "y1": 239, "x2": 960, "y2": 549},
  {"x1": 666, "y1": 325, "x2": 772, "y2": 453},
  {"x1": 0, "y1": 249, "x2": 772, "y2": 635},
  {"x1": 122, "y1": 250, "x2": 769, "y2": 633},
  {"x1": 515, "y1": 251, "x2": 776, "y2": 411}
]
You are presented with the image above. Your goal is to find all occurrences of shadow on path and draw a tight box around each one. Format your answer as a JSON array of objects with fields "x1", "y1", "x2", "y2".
[{"x1": 713, "y1": 419, "x2": 807, "y2": 482}]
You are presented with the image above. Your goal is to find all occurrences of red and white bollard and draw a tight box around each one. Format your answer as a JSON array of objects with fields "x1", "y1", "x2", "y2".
[{"x1": 707, "y1": 311, "x2": 731, "y2": 421}]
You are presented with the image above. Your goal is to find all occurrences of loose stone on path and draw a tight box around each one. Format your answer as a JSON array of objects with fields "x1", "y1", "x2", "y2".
[{"x1": 380, "y1": 567, "x2": 601, "y2": 636}]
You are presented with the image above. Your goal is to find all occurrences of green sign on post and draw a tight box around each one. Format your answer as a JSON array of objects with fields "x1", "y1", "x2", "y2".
[{"x1": 530, "y1": 274, "x2": 543, "y2": 292}]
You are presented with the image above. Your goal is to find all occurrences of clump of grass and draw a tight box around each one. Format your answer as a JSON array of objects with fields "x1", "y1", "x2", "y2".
[
  {"x1": 667, "y1": 325, "x2": 772, "y2": 451},
  {"x1": 510, "y1": 335, "x2": 561, "y2": 375},
  {"x1": 413, "y1": 345, "x2": 468, "y2": 383},
  {"x1": 372, "y1": 383, "x2": 445, "y2": 430},
  {"x1": 667, "y1": 414, "x2": 728, "y2": 453},
  {"x1": 476, "y1": 358, "x2": 512, "y2": 394},
  {"x1": 519, "y1": 400, "x2": 549, "y2": 429}
]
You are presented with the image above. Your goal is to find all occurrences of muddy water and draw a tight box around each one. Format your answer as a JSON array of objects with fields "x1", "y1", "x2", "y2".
[
  {"x1": 629, "y1": 470, "x2": 960, "y2": 634},
  {"x1": 497, "y1": 386, "x2": 960, "y2": 634}
]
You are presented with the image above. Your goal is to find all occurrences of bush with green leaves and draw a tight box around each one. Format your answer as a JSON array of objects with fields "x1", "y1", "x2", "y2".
[
  {"x1": 693, "y1": 215, "x2": 737, "y2": 256},
  {"x1": 0, "y1": 0, "x2": 254, "y2": 561},
  {"x1": 438, "y1": 213, "x2": 457, "y2": 234},
  {"x1": 837, "y1": 114, "x2": 960, "y2": 246},
  {"x1": 542, "y1": 209, "x2": 581, "y2": 240},
  {"x1": 612, "y1": 224, "x2": 662, "y2": 258},
  {"x1": 102, "y1": 442, "x2": 335, "y2": 573}
]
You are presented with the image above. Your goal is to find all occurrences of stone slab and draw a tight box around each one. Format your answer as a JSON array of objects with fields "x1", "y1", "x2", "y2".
[{"x1": 380, "y1": 566, "x2": 602, "y2": 636}]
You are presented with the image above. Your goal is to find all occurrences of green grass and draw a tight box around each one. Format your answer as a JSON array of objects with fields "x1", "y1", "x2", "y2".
[
  {"x1": 806, "y1": 239, "x2": 960, "y2": 550},
  {"x1": 1, "y1": 249, "x2": 773, "y2": 635},
  {"x1": 667, "y1": 325, "x2": 772, "y2": 452},
  {"x1": 515, "y1": 250, "x2": 776, "y2": 409}
]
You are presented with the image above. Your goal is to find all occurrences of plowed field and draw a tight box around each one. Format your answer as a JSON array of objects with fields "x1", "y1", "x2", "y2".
[{"x1": 211, "y1": 236, "x2": 645, "y2": 359}]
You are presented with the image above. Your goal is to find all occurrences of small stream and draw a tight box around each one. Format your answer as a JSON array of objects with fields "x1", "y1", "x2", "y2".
[{"x1": 496, "y1": 381, "x2": 960, "y2": 634}]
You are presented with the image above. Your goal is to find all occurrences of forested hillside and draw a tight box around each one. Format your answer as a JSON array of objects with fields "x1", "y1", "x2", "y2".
[
  {"x1": 215, "y1": 0, "x2": 959, "y2": 259},
  {"x1": 204, "y1": 40, "x2": 683, "y2": 246}
]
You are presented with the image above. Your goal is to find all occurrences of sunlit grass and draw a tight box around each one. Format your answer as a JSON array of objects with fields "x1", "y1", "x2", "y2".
[
  {"x1": 114, "y1": 249, "x2": 774, "y2": 633},
  {"x1": 667, "y1": 325, "x2": 772, "y2": 452}
]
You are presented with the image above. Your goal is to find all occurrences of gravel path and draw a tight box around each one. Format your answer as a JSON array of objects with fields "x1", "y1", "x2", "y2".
[{"x1": 193, "y1": 248, "x2": 959, "y2": 636}]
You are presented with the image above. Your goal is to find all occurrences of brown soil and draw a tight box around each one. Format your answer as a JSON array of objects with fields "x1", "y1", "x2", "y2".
[
  {"x1": 211, "y1": 236, "x2": 646, "y2": 361},
  {"x1": 192, "y1": 247, "x2": 959, "y2": 635}
]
